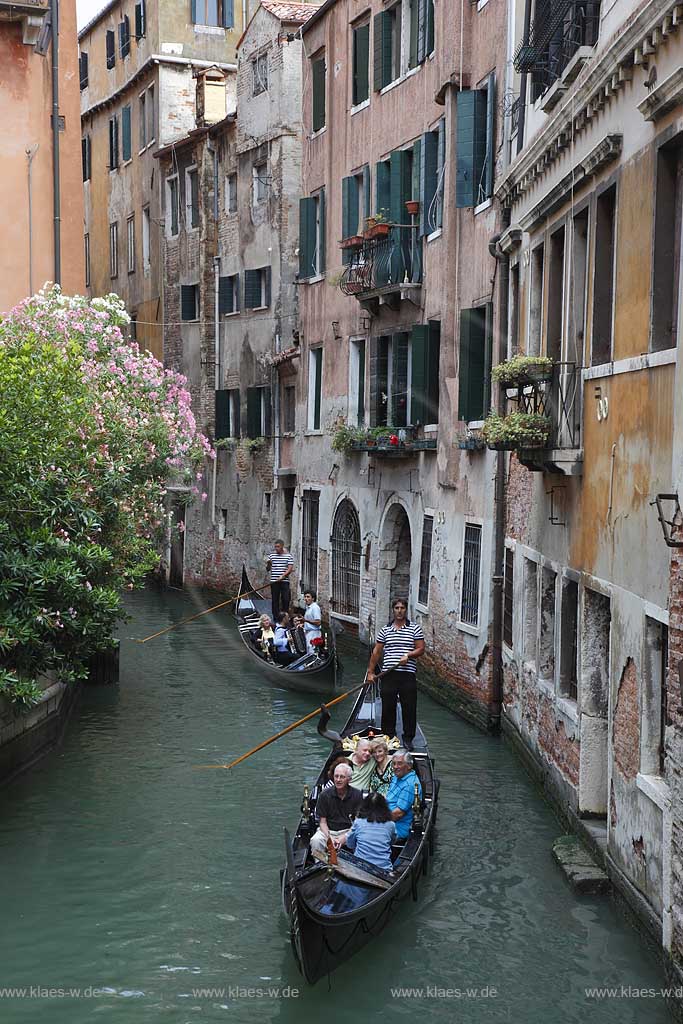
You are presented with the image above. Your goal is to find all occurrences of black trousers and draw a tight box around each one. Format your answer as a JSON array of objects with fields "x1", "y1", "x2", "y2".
[
  {"x1": 380, "y1": 670, "x2": 417, "y2": 743},
  {"x1": 271, "y1": 580, "x2": 291, "y2": 622}
]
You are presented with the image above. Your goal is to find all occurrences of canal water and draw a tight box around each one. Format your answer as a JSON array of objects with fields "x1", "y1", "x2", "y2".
[{"x1": 0, "y1": 587, "x2": 675, "y2": 1023}]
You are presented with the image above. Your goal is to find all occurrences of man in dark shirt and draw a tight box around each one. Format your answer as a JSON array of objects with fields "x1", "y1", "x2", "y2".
[{"x1": 310, "y1": 762, "x2": 363, "y2": 861}]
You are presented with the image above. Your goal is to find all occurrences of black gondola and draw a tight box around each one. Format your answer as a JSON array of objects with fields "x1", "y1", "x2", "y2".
[
  {"x1": 235, "y1": 566, "x2": 339, "y2": 692},
  {"x1": 281, "y1": 681, "x2": 439, "y2": 984}
]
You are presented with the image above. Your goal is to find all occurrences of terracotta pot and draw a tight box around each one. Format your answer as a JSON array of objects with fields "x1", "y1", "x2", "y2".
[
  {"x1": 365, "y1": 222, "x2": 391, "y2": 240},
  {"x1": 405, "y1": 200, "x2": 420, "y2": 217},
  {"x1": 340, "y1": 235, "x2": 365, "y2": 249}
]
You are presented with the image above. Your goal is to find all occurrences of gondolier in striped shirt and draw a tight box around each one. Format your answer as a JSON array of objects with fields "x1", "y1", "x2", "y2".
[
  {"x1": 367, "y1": 598, "x2": 425, "y2": 751},
  {"x1": 266, "y1": 539, "x2": 294, "y2": 622}
]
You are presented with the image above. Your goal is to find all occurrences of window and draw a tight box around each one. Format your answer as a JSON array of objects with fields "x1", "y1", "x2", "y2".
[
  {"x1": 121, "y1": 105, "x2": 132, "y2": 162},
  {"x1": 244, "y1": 267, "x2": 271, "y2": 309},
  {"x1": 539, "y1": 567, "x2": 556, "y2": 681},
  {"x1": 186, "y1": 167, "x2": 200, "y2": 228},
  {"x1": 79, "y1": 52, "x2": 88, "y2": 90},
  {"x1": 568, "y1": 207, "x2": 588, "y2": 364},
  {"x1": 181, "y1": 284, "x2": 199, "y2": 321},
  {"x1": 246, "y1": 385, "x2": 271, "y2": 437},
  {"x1": 215, "y1": 388, "x2": 240, "y2": 439},
  {"x1": 652, "y1": 134, "x2": 683, "y2": 352},
  {"x1": 119, "y1": 17, "x2": 131, "y2": 58},
  {"x1": 108, "y1": 115, "x2": 119, "y2": 170},
  {"x1": 418, "y1": 514, "x2": 434, "y2": 607},
  {"x1": 592, "y1": 184, "x2": 616, "y2": 365},
  {"x1": 352, "y1": 22, "x2": 370, "y2": 105},
  {"x1": 458, "y1": 304, "x2": 492, "y2": 423},
  {"x1": 127, "y1": 215, "x2": 135, "y2": 273},
  {"x1": 460, "y1": 523, "x2": 482, "y2": 627},
  {"x1": 373, "y1": 5, "x2": 402, "y2": 90},
  {"x1": 299, "y1": 190, "x2": 326, "y2": 278},
  {"x1": 167, "y1": 177, "x2": 179, "y2": 236},
  {"x1": 129, "y1": 314, "x2": 137, "y2": 341},
  {"x1": 371, "y1": 323, "x2": 439, "y2": 427},
  {"x1": 142, "y1": 206, "x2": 151, "y2": 268},
  {"x1": 455, "y1": 75, "x2": 495, "y2": 207},
  {"x1": 106, "y1": 29, "x2": 116, "y2": 69},
  {"x1": 308, "y1": 348, "x2": 323, "y2": 431},
  {"x1": 348, "y1": 338, "x2": 366, "y2": 426},
  {"x1": 547, "y1": 224, "x2": 565, "y2": 361},
  {"x1": 253, "y1": 53, "x2": 268, "y2": 95},
  {"x1": 139, "y1": 92, "x2": 146, "y2": 149},
  {"x1": 312, "y1": 55, "x2": 326, "y2": 131},
  {"x1": 253, "y1": 161, "x2": 268, "y2": 205},
  {"x1": 282, "y1": 384, "x2": 296, "y2": 433},
  {"x1": 81, "y1": 136, "x2": 91, "y2": 182},
  {"x1": 642, "y1": 618, "x2": 669, "y2": 776},
  {"x1": 135, "y1": 0, "x2": 146, "y2": 39},
  {"x1": 331, "y1": 499, "x2": 361, "y2": 617},
  {"x1": 226, "y1": 172, "x2": 237, "y2": 212},
  {"x1": 301, "y1": 490, "x2": 320, "y2": 593},
  {"x1": 523, "y1": 559, "x2": 538, "y2": 662},
  {"x1": 509, "y1": 262, "x2": 520, "y2": 358},
  {"x1": 581, "y1": 588, "x2": 611, "y2": 722},
  {"x1": 503, "y1": 547, "x2": 514, "y2": 648},
  {"x1": 109, "y1": 222, "x2": 119, "y2": 278},
  {"x1": 146, "y1": 85, "x2": 155, "y2": 144},
  {"x1": 418, "y1": 119, "x2": 445, "y2": 235},
  {"x1": 191, "y1": 0, "x2": 234, "y2": 27},
  {"x1": 84, "y1": 233, "x2": 90, "y2": 288},
  {"x1": 373, "y1": 0, "x2": 433, "y2": 91},
  {"x1": 341, "y1": 167, "x2": 370, "y2": 261},
  {"x1": 528, "y1": 244, "x2": 544, "y2": 356},
  {"x1": 559, "y1": 577, "x2": 578, "y2": 700},
  {"x1": 218, "y1": 273, "x2": 239, "y2": 314}
]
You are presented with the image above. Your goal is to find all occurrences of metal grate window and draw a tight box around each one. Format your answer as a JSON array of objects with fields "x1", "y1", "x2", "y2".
[
  {"x1": 418, "y1": 515, "x2": 434, "y2": 607},
  {"x1": 503, "y1": 547, "x2": 514, "y2": 647},
  {"x1": 301, "y1": 490, "x2": 319, "y2": 594},
  {"x1": 331, "y1": 500, "x2": 361, "y2": 617},
  {"x1": 460, "y1": 523, "x2": 482, "y2": 626}
]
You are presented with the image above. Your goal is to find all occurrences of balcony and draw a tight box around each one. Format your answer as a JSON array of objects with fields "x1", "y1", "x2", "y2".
[
  {"x1": 339, "y1": 225, "x2": 423, "y2": 314},
  {"x1": 514, "y1": 0, "x2": 601, "y2": 103},
  {"x1": 507, "y1": 362, "x2": 583, "y2": 475}
]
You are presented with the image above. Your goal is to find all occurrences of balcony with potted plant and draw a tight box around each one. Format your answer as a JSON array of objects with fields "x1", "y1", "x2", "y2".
[
  {"x1": 331, "y1": 424, "x2": 436, "y2": 457},
  {"x1": 338, "y1": 207, "x2": 423, "y2": 313}
]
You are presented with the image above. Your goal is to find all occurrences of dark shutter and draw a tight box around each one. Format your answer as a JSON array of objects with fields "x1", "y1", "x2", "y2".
[
  {"x1": 218, "y1": 276, "x2": 233, "y2": 314},
  {"x1": 234, "y1": 273, "x2": 240, "y2": 312},
  {"x1": 122, "y1": 106, "x2": 131, "y2": 162},
  {"x1": 223, "y1": 0, "x2": 234, "y2": 28},
  {"x1": 135, "y1": 1, "x2": 146, "y2": 39},
  {"x1": 264, "y1": 267, "x2": 272, "y2": 307},
  {"x1": 299, "y1": 197, "x2": 316, "y2": 279},
  {"x1": 82, "y1": 137, "x2": 91, "y2": 182},
  {"x1": 181, "y1": 285, "x2": 197, "y2": 321},
  {"x1": 244, "y1": 269, "x2": 260, "y2": 309},
  {"x1": 312, "y1": 58, "x2": 326, "y2": 132},
  {"x1": 420, "y1": 130, "x2": 438, "y2": 236},
  {"x1": 215, "y1": 390, "x2": 230, "y2": 440},
  {"x1": 109, "y1": 116, "x2": 119, "y2": 169},
  {"x1": 456, "y1": 89, "x2": 489, "y2": 208},
  {"x1": 119, "y1": 18, "x2": 130, "y2": 58},
  {"x1": 390, "y1": 149, "x2": 411, "y2": 281},
  {"x1": 230, "y1": 390, "x2": 241, "y2": 437},
  {"x1": 247, "y1": 387, "x2": 261, "y2": 438},
  {"x1": 318, "y1": 190, "x2": 325, "y2": 274},
  {"x1": 485, "y1": 74, "x2": 496, "y2": 200},
  {"x1": 370, "y1": 335, "x2": 390, "y2": 426},
  {"x1": 427, "y1": 319, "x2": 441, "y2": 423},
  {"x1": 458, "y1": 306, "x2": 488, "y2": 422},
  {"x1": 410, "y1": 324, "x2": 429, "y2": 425},
  {"x1": 373, "y1": 13, "x2": 383, "y2": 92},
  {"x1": 342, "y1": 175, "x2": 359, "y2": 238},
  {"x1": 312, "y1": 349, "x2": 322, "y2": 430},
  {"x1": 409, "y1": 0, "x2": 419, "y2": 68},
  {"x1": 263, "y1": 387, "x2": 272, "y2": 436},
  {"x1": 417, "y1": 0, "x2": 427, "y2": 64},
  {"x1": 391, "y1": 332, "x2": 409, "y2": 427},
  {"x1": 353, "y1": 23, "x2": 369, "y2": 105},
  {"x1": 363, "y1": 164, "x2": 371, "y2": 218},
  {"x1": 375, "y1": 160, "x2": 390, "y2": 219},
  {"x1": 79, "y1": 52, "x2": 88, "y2": 89},
  {"x1": 106, "y1": 30, "x2": 116, "y2": 68},
  {"x1": 426, "y1": 0, "x2": 435, "y2": 56},
  {"x1": 191, "y1": 0, "x2": 198, "y2": 24},
  {"x1": 381, "y1": 10, "x2": 393, "y2": 86}
]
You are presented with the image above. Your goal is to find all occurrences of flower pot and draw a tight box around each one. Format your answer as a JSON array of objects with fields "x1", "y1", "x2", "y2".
[
  {"x1": 405, "y1": 200, "x2": 420, "y2": 217},
  {"x1": 365, "y1": 222, "x2": 391, "y2": 240},
  {"x1": 340, "y1": 235, "x2": 365, "y2": 249},
  {"x1": 487, "y1": 441, "x2": 517, "y2": 451},
  {"x1": 458, "y1": 437, "x2": 485, "y2": 451}
]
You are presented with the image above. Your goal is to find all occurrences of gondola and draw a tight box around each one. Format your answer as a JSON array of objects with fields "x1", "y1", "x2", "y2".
[
  {"x1": 281, "y1": 680, "x2": 439, "y2": 984},
  {"x1": 235, "y1": 567, "x2": 339, "y2": 692}
]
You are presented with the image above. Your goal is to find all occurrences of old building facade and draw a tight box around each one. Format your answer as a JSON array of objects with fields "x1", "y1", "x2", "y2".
[
  {"x1": 1, "y1": 0, "x2": 84, "y2": 310},
  {"x1": 79, "y1": 0, "x2": 244, "y2": 359}
]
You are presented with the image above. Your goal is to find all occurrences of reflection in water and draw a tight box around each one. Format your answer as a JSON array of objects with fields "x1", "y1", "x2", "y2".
[{"x1": 0, "y1": 586, "x2": 674, "y2": 1023}]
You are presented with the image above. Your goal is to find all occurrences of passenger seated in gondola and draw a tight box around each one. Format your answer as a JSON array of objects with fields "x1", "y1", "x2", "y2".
[
  {"x1": 348, "y1": 738, "x2": 376, "y2": 792},
  {"x1": 258, "y1": 614, "x2": 275, "y2": 659},
  {"x1": 290, "y1": 614, "x2": 308, "y2": 657},
  {"x1": 321, "y1": 755, "x2": 354, "y2": 792},
  {"x1": 369, "y1": 738, "x2": 394, "y2": 797},
  {"x1": 343, "y1": 793, "x2": 396, "y2": 872},
  {"x1": 310, "y1": 763, "x2": 363, "y2": 862},
  {"x1": 386, "y1": 750, "x2": 422, "y2": 840},
  {"x1": 273, "y1": 613, "x2": 296, "y2": 665}
]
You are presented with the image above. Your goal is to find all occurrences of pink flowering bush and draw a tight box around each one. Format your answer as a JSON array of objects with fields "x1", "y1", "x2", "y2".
[{"x1": 0, "y1": 287, "x2": 213, "y2": 705}]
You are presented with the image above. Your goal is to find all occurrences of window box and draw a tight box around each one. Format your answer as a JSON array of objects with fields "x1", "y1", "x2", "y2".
[
  {"x1": 340, "y1": 235, "x2": 365, "y2": 249},
  {"x1": 492, "y1": 355, "x2": 554, "y2": 387},
  {"x1": 364, "y1": 220, "x2": 391, "y2": 240},
  {"x1": 481, "y1": 411, "x2": 551, "y2": 450},
  {"x1": 457, "y1": 435, "x2": 486, "y2": 451}
]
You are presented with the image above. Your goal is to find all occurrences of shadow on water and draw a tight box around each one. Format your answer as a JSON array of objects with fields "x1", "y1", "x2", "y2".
[{"x1": 0, "y1": 586, "x2": 675, "y2": 1023}]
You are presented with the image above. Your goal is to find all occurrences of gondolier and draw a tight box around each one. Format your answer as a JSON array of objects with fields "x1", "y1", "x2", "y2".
[
  {"x1": 367, "y1": 598, "x2": 425, "y2": 751},
  {"x1": 266, "y1": 539, "x2": 294, "y2": 621}
]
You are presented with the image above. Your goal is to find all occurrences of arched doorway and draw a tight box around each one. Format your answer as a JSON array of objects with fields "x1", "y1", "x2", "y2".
[
  {"x1": 331, "y1": 499, "x2": 361, "y2": 617},
  {"x1": 377, "y1": 503, "x2": 412, "y2": 623}
]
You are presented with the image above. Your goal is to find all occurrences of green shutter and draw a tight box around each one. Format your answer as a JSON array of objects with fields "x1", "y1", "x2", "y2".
[
  {"x1": 485, "y1": 74, "x2": 496, "y2": 200},
  {"x1": 264, "y1": 267, "x2": 272, "y2": 307},
  {"x1": 373, "y1": 13, "x2": 383, "y2": 92},
  {"x1": 426, "y1": 0, "x2": 435, "y2": 56},
  {"x1": 458, "y1": 307, "x2": 487, "y2": 421},
  {"x1": 363, "y1": 164, "x2": 371, "y2": 219},
  {"x1": 357, "y1": 339, "x2": 366, "y2": 423},
  {"x1": 312, "y1": 58, "x2": 326, "y2": 132},
  {"x1": 412, "y1": 137, "x2": 421, "y2": 204},
  {"x1": 427, "y1": 320, "x2": 440, "y2": 423},
  {"x1": 247, "y1": 387, "x2": 260, "y2": 438},
  {"x1": 417, "y1": 0, "x2": 426, "y2": 64},
  {"x1": 313, "y1": 349, "x2": 322, "y2": 430},
  {"x1": 420, "y1": 131, "x2": 438, "y2": 236},
  {"x1": 410, "y1": 324, "x2": 428, "y2": 425},
  {"x1": 122, "y1": 106, "x2": 131, "y2": 161},
  {"x1": 390, "y1": 149, "x2": 411, "y2": 280},
  {"x1": 370, "y1": 335, "x2": 389, "y2": 426},
  {"x1": 181, "y1": 285, "x2": 196, "y2": 321},
  {"x1": 483, "y1": 302, "x2": 493, "y2": 416},
  {"x1": 381, "y1": 10, "x2": 393, "y2": 86},
  {"x1": 223, "y1": 0, "x2": 234, "y2": 28},
  {"x1": 456, "y1": 90, "x2": 488, "y2": 208},
  {"x1": 191, "y1": 0, "x2": 198, "y2": 23},
  {"x1": 299, "y1": 197, "x2": 316, "y2": 278},
  {"x1": 353, "y1": 23, "x2": 370, "y2": 105},
  {"x1": 376, "y1": 160, "x2": 390, "y2": 219},
  {"x1": 218, "y1": 275, "x2": 233, "y2": 314},
  {"x1": 215, "y1": 390, "x2": 230, "y2": 440},
  {"x1": 263, "y1": 387, "x2": 272, "y2": 436},
  {"x1": 318, "y1": 190, "x2": 326, "y2": 274},
  {"x1": 410, "y1": 0, "x2": 420, "y2": 68},
  {"x1": 244, "y1": 269, "x2": 260, "y2": 309},
  {"x1": 391, "y1": 332, "x2": 409, "y2": 427}
]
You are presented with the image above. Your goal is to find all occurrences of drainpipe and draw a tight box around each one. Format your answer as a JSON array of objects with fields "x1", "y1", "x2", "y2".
[
  {"x1": 489, "y1": 209, "x2": 511, "y2": 733},
  {"x1": 26, "y1": 146, "x2": 38, "y2": 295},
  {"x1": 516, "y1": 0, "x2": 533, "y2": 157},
  {"x1": 212, "y1": 255, "x2": 220, "y2": 526},
  {"x1": 273, "y1": 331, "x2": 281, "y2": 494},
  {"x1": 50, "y1": 0, "x2": 61, "y2": 285}
]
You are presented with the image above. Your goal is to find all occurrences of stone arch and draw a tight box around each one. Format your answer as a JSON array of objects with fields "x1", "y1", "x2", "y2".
[
  {"x1": 377, "y1": 500, "x2": 413, "y2": 624},
  {"x1": 331, "y1": 498, "x2": 361, "y2": 617}
]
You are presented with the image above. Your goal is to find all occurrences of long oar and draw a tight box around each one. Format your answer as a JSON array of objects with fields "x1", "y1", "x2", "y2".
[
  {"x1": 195, "y1": 674, "x2": 372, "y2": 771},
  {"x1": 136, "y1": 580, "x2": 270, "y2": 644}
]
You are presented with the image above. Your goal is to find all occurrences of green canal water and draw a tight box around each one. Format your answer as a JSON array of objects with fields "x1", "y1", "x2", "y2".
[{"x1": 0, "y1": 587, "x2": 675, "y2": 1023}]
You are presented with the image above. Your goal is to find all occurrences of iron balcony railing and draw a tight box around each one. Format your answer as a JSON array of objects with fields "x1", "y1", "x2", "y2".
[
  {"x1": 514, "y1": 0, "x2": 600, "y2": 97},
  {"x1": 339, "y1": 225, "x2": 422, "y2": 298},
  {"x1": 512, "y1": 361, "x2": 582, "y2": 449}
]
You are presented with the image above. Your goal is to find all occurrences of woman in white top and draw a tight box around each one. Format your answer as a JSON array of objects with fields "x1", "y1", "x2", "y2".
[{"x1": 303, "y1": 590, "x2": 322, "y2": 654}]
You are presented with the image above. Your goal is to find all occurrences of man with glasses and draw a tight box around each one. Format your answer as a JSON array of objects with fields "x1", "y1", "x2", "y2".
[{"x1": 367, "y1": 598, "x2": 425, "y2": 751}]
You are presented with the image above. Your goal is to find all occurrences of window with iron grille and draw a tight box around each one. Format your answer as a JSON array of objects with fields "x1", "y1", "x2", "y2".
[
  {"x1": 460, "y1": 523, "x2": 482, "y2": 626},
  {"x1": 253, "y1": 53, "x2": 268, "y2": 95},
  {"x1": 331, "y1": 499, "x2": 361, "y2": 617},
  {"x1": 503, "y1": 547, "x2": 514, "y2": 647},
  {"x1": 301, "y1": 490, "x2": 319, "y2": 594},
  {"x1": 418, "y1": 515, "x2": 434, "y2": 607}
]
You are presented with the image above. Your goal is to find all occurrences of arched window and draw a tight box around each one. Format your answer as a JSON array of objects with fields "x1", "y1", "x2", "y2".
[{"x1": 331, "y1": 499, "x2": 361, "y2": 617}]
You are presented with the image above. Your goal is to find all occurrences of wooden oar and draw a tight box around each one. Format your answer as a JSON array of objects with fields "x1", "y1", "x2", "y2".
[
  {"x1": 135, "y1": 580, "x2": 270, "y2": 644},
  {"x1": 195, "y1": 674, "x2": 371, "y2": 771}
]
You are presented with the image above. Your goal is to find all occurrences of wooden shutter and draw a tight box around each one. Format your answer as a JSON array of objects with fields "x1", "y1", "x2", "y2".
[
  {"x1": 370, "y1": 335, "x2": 390, "y2": 426},
  {"x1": 135, "y1": 1, "x2": 145, "y2": 39},
  {"x1": 181, "y1": 285, "x2": 197, "y2": 321},
  {"x1": 456, "y1": 89, "x2": 488, "y2": 208},
  {"x1": 427, "y1": 319, "x2": 441, "y2": 423},
  {"x1": 373, "y1": 13, "x2": 383, "y2": 92},
  {"x1": 215, "y1": 390, "x2": 230, "y2": 440},
  {"x1": 312, "y1": 350, "x2": 322, "y2": 430},
  {"x1": 426, "y1": 0, "x2": 435, "y2": 56},
  {"x1": 420, "y1": 131, "x2": 438, "y2": 236},
  {"x1": 485, "y1": 74, "x2": 496, "y2": 200},
  {"x1": 233, "y1": 273, "x2": 240, "y2": 312},
  {"x1": 223, "y1": 0, "x2": 234, "y2": 28},
  {"x1": 318, "y1": 190, "x2": 326, "y2": 274},
  {"x1": 109, "y1": 116, "x2": 118, "y2": 169},
  {"x1": 390, "y1": 150, "x2": 411, "y2": 281},
  {"x1": 218, "y1": 276, "x2": 233, "y2": 314},
  {"x1": 230, "y1": 389, "x2": 241, "y2": 437},
  {"x1": 106, "y1": 30, "x2": 115, "y2": 68},
  {"x1": 264, "y1": 267, "x2": 272, "y2": 307},
  {"x1": 247, "y1": 387, "x2": 260, "y2": 438},
  {"x1": 122, "y1": 106, "x2": 131, "y2": 162},
  {"x1": 410, "y1": 324, "x2": 428, "y2": 425},
  {"x1": 412, "y1": 137, "x2": 421, "y2": 204},
  {"x1": 353, "y1": 23, "x2": 369, "y2": 105},
  {"x1": 299, "y1": 197, "x2": 316, "y2": 279},
  {"x1": 342, "y1": 176, "x2": 358, "y2": 265},
  {"x1": 263, "y1": 387, "x2": 272, "y2": 436},
  {"x1": 458, "y1": 307, "x2": 487, "y2": 421},
  {"x1": 191, "y1": 0, "x2": 198, "y2": 23},
  {"x1": 391, "y1": 332, "x2": 409, "y2": 427},
  {"x1": 417, "y1": 0, "x2": 427, "y2": 64},
  {"x1": 79, "y1": 52, "x2": 88, "y2": 89},
  {"x1": 363, "y1": 164, "x2": 371, "y2": 219},
  {"x1": 312, "y1": 58, "x2": 326, "y2": 132},
  {"x1": 244, "y1": 269, "x2": 260, "y2": 308},
  {"x1": 375, "y1": 160, "x2": 390, "y2": 219},
  {"x1": 119, "y1": 19, "x2": 130, "y2": 59}
]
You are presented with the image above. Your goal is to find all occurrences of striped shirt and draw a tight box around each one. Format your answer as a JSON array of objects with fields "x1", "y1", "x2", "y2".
[
  {"x1": 267, "y1": 550, "x2": 294, "y2": 582},
  {"x1": 376, "y1": 621, "x2": 425, "y2": 674}
]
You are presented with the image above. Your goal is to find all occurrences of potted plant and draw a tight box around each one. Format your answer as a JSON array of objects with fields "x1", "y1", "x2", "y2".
[
  {"x1": 481, "y1": 411, "x2": 551, "y2": 450},
  {"x1": 331, "y1": 424, "x2": 364, "y2": 454},
  {"x1": 364, "y1": 213, "x2": 391, "y2": 240},
  {"x1": 405, "y1": 199, "x2": 420, "y2": 217},
  {"x1": 457, "y1": 432, "x2": 486, "y2": 451},
  {"x1": 340, "y1": 235, "x2": 365, "y2": 249},
  {"x1": 491, "y1": 354, "x2": 554, "y2": 387},
  {"x1": 243, "y1": 437, "x2": 265, "y2": 454}
]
